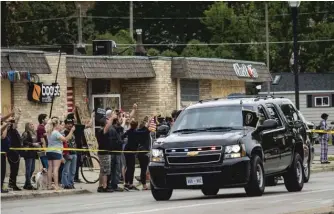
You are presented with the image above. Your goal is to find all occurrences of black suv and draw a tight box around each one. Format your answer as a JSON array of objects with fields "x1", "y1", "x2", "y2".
[{"x1": 149, "y1": 96, "x2": 312, "y2": 201}]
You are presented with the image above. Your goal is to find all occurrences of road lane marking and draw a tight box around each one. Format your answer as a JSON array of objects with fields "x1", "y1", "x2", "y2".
[
  {"x1": 293, "y1": 199, "x2": 323, "y2": 204},
  {"x1": 117, "y1": 188, "x2": 334, "y2": 214}
]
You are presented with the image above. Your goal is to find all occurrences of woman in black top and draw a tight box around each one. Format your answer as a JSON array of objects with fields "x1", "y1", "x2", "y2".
[
  {"x1": 136, "y1": 120, "x2": 151, "y2": 190},
  {"x1": 123, "y1": 121, "x2": 138, "y2": 190}
]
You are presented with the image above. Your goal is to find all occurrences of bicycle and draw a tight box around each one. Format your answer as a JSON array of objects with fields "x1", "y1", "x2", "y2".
[{"x1": 79, "y1": 147, "x2": 100, "y2": 184}]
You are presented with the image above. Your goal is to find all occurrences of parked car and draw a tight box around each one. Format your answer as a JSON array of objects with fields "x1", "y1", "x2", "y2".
[{"x1": 149, "y1": 96, "x2": 310, "y2": 201}]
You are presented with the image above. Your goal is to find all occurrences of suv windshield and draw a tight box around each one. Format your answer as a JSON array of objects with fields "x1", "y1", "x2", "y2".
[{"x1": 171, "y1": 105, "x2": 243, "y2": 133}]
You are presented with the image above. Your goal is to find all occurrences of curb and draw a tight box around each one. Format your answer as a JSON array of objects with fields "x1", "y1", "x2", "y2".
[
  {"x1": 1, "y1": 189, "x2": 92, "y2": 201},
  {"x1": 311, "y1": 165, "x2": 334, "y2": 173}
]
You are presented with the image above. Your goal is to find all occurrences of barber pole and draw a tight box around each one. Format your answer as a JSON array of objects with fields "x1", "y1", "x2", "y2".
[{"x1": 67, "y1": 87, "x2": 74, "y2": 113}]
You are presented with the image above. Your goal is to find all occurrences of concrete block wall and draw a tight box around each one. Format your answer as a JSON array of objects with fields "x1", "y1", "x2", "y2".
[
  {"x1": 121, "y1": 58, "x2": 177, "y2": 120},
  {"x1": 13, "y1": 54, "x2": 68, "y2": 133},
  {"x1": 199, "y1": 79, "x2": 246, "y2": 100}
]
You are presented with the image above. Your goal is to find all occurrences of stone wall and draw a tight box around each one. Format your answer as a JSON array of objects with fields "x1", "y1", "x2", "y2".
[
  {"x1": 121, "y1": 58, "x2": 177, "y2": 120},
  {"x1": 13, "y1": 54, "x2": 68, "y2": 133}
]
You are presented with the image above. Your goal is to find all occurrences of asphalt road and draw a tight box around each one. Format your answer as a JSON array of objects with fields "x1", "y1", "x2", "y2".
[
  {"x1": 314, "y1": 144, "x2": 334, "y2": 156},
  {"x1": 2, "y1": 172, "x2": 334, "y2": 214}
]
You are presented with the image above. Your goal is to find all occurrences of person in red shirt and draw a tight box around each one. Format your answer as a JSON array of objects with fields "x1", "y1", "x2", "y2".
[{"x1": 37, "y1": 114, "x2": 48, "y2": 169}]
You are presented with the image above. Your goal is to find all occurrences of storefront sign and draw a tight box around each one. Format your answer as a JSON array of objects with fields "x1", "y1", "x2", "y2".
[
  {"x1": 233, "y1": 63, "x2": 258, "y2": 79},
  {"x1": 27, "y1": 82, "x2": 60, "y2": 103}
]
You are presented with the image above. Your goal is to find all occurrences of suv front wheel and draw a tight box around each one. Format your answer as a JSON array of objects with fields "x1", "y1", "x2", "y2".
[
  {"x1": 151, "y1": 181, "x2": 173, "y2": 201},
  {"x1": 244, "y1": 155, "x2": 265, "y2": 196},
  {"x1": 284, "y1": 153, "x2": 304, "y2": 192}
]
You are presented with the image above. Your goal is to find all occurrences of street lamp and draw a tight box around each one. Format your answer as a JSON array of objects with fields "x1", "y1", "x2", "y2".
[{"x1": 288, "y1": 1, "x2": 301, "y2": 110}]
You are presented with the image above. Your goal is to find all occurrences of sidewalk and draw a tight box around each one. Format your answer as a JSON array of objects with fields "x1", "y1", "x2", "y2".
[
  {"x1": 312, "y1": 155, "x2": 334, "y2": 173},
  {"x1": 1, "y1": 167, "x2": 143, "y2": 201}
]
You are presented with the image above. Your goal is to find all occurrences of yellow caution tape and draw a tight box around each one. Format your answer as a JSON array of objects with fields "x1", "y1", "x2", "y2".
[
  {"x1": 310, "y1": 129, "x2": 334, "y2": 134},
  {"x1": 7, "y1": 147, "x2": 150, "y2": 153}
]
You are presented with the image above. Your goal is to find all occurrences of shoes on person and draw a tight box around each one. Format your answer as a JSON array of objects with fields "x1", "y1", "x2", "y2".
[
  {"x1": 112, "y1": 187, "x2": 124, "y2": 192},
  {"x1": 1, "y1": 189, "x2": 9, "y2": 193},
  {"x1": 74, "y1": 179, "x2": 83, "y2": 183},
  {"x1": 9, "y1": 185, "x2": 22, "y2": 191},
  {"x1": 64, "y1": 186, "x2": 72, "y2": 190},
  {"x1": 23, "y1": 185, "x2": 37, "y2": 190},
  {"x1": 97, "y1": 186, "x2": 113, "y2": 193}
]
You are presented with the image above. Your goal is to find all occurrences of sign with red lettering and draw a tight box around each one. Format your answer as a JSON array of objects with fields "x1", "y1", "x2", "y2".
[{"x1": 233, "y1": 63, "x2": 258, "y2": 79}]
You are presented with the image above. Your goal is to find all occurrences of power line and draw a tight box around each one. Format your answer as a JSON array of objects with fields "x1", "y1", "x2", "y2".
[
  {"x1": 8, "y1": 11, "x2": 333, "y2": 24},
  {"x1": 6, "y1": 39, "x2": 334, "y2": 49},
  {"x1": 9, "y1": 16, "x2": 77, "y2": 24}
]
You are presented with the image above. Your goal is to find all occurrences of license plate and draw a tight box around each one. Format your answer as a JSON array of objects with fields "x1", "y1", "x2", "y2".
[{"x1": 186, "y1": 176, "x2": 203, "y2": 186}]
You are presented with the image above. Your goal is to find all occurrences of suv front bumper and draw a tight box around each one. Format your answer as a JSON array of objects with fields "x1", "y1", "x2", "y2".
[{"x1": 149, "y1": 157, "x2": 250, "y2": 189}]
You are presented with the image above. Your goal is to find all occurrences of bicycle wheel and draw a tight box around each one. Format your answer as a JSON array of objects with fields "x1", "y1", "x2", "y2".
[{"x1": 81, "y1": 156, "x2": 100, "y2": 184}]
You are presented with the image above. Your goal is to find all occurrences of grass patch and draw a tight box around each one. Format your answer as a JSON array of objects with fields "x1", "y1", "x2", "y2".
[{"x1": 328, "y1": 156, "x2": 334, "y2": 161}]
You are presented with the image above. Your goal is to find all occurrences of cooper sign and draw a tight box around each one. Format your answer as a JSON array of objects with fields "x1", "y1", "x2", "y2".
[
  {"x1": 233, "y1": 63, "x2": 258, "y2": 79},
  {"x1": 27, "y1": 82, "x2": 60, "y2": 103}
]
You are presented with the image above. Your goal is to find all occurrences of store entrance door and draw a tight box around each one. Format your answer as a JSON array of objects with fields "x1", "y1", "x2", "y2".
[{"x1": 92, "y1": 94, "x2": 121, "y2": 133}]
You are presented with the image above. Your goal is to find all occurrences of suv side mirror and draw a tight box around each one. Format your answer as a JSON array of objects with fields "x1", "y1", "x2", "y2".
[
  {"x1": 261, "y1": 119, "x2": 279, "y2": 130},
  {"x1": 294, "y1": 120, "x2": 304, "y2": 128}
]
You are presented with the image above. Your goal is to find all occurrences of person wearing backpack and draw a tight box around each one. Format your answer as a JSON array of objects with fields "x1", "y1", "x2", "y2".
[{"x1": 319, "y1": 113, "x2": 330, "y2": 164}]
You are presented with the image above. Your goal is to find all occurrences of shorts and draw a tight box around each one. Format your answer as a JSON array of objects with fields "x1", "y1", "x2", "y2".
[
  {"x1": 98, "y1": 154, "x2": 111, "y2": 176},
  {"x1": 46, "y1": 152, "x2": 62, "y2": 160}
]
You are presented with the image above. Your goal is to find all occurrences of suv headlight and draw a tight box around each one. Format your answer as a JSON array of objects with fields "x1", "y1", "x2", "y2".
[
  {"x1": 151, "y1": 149, "x2": 164, "y2": 162},
  {"x1": 224, "y1": 144, "x2": 246, "y2": 159}
]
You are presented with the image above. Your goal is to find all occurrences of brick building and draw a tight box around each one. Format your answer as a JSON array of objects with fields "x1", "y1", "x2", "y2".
[
  {"x1": 1, "y1": 49, "x2": 68, "y2": 132},
  {"x1": 67, "y1": 55, "x2": 272, "y2": 124},
  {"x1": 1, "y1": 49, "x2": 272, "y2": 133}
]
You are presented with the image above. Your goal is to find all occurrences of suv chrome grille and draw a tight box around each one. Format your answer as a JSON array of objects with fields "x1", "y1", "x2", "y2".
[
  {"x1": 167, "y1": 154, "x2": 221, "y2": 165},
  {"x1": 165, "y1": 146, "x2": 222, "y2": 153},
  {"x1": 165, "y1": 146, "x2": 223, "y2": 165}
]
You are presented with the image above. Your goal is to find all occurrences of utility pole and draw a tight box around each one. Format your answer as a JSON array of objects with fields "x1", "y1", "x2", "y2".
[
  {"x1": 77, "y1": 4, "x2": 83, "y2": 46},
  {"x1": 265, "y1": 2, "x2": 271, "y2": 95},
  {"x1": 130, "y1": 1, "x2": 133, "y2": 40}
]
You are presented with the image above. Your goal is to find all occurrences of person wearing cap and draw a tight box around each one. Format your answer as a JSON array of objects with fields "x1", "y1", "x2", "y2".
[
  {"x1": 319, "y1": 113, "x2": 330, "y2": 164},
  {"x1": 61, "y1": 118, "x2": 77, "y2": 189}
]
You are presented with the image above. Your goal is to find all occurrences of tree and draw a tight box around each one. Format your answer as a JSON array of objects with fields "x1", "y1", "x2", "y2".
[
  {"x1": 86, "y1": 29, "x2": 135, "y2": 56},
  {"x1": 2, "y1": 1, "x2": 95, "y2": 49},
  {"x1": 147, "y1": 48, "x2": 160, "y2": 56},
  {"x1": 161, "y1": 50, "x2": 178, "y2": 57},
  {"x1": 88, "y1": 2, "x2": 214, "y2": 53},
  {"x1": 181, "y1": 39, "x2": 214, "y2": 57},
  {"x1": 201, "y1": 2, "x2": 266, "y2": 62}
]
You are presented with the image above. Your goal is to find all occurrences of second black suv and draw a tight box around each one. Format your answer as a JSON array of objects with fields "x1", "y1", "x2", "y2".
[{"x1": 149, "y1": 96, "x2": 312, "y2": 201}]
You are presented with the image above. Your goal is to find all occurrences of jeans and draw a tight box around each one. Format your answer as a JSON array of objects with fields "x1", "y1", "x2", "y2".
[
  {"x1": 61, "y1": 154, "x2": 77, "y2": 187},
  {"x1": 24, "y1": 158, "x2": 35, "y2": 186},
  {"x1": 107, "y1": 154, "x2": 121, "y2": 189},
  {"x1": 7, "y1": 151, "x2": 20, "y2": 186},
  {"x1": 1, "y1": 154, "x2": 6, "y2": 189},
  {"x1": 40, "y1": 156, "x2": 48, "y2": 169}
]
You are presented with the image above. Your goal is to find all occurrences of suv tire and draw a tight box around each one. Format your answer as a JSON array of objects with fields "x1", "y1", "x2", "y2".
[
  {"x1": 151, "y1": 181, "x2": 173, "y2": 201},
  {"x1": 303, "y1": 155, "x2": 311, "y2": 183},
  {"x1": 201, "y1": 187, "x2": 219, "y2": 196},
  {"x1": 284, "y1": 153, "x2": 304, "y2": 192},
  {"x1": 245, "y1": 155, "x2": 265, "y2": 197},
  {"x1": 266, "y1": 176, "x2": 278, "y2": 186}
]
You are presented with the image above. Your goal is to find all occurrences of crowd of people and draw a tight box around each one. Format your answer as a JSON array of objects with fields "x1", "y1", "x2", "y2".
[
  {"x1": 0, "y1": 108, "x2": 92, "y2": 193},
  {"x1": 0, "y1": 104, "x2": 181, "y2": 193}
]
